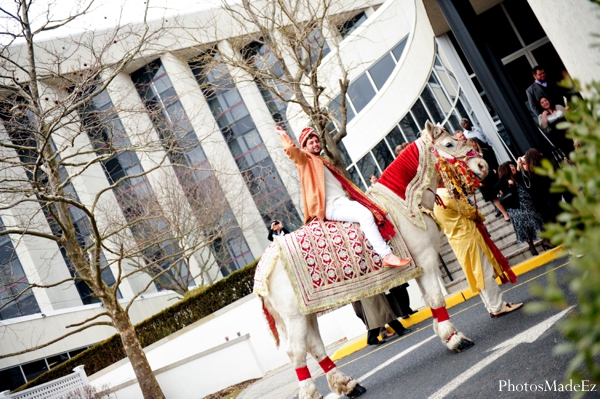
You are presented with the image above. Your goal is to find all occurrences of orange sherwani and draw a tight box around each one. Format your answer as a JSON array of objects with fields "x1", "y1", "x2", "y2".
[
  {"x1": 280, "y1": 133, "x2": 328, "y2": 223},
  {"x1": 280, "y1": 134, "x2": 395, "y2": 240}
]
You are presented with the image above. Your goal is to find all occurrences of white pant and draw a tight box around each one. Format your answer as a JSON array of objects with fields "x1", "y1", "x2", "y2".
[
  {"x1": 325, "y1": 197, "x2": 392, "y2": 258},
  {"x1": 477, "y1": 247, "x2": 504, "y2": 314}
]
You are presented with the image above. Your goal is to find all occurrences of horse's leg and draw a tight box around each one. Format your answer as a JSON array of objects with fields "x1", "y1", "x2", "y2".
[
  {"x1": 305, "y1": 314, "x2": 366, "y2": 398},
  {"x1": 283, "y1": 314, "x2": 322, "y2": 399},
  {"x1": 411, "y1": 219, "x2": 474, "y2": 352},
  {"x1": 266, "y1": 260, "x2": 322, "y2": 399}
]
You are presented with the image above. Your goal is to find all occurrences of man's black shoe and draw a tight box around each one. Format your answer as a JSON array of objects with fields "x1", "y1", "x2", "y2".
[{"x1": 367, "y1": 339, "x2": 385, "y2": 346}]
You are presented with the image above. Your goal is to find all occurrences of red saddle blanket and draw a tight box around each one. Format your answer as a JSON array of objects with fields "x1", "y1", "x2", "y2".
[{"x1": 254, "y1": 219, "x2": 422, "y2": 315}]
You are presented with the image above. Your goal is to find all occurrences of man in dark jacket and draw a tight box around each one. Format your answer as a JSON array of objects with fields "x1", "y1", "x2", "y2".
[{"x1": 526, "y1": 66, "x2": 566, "y2": 117}]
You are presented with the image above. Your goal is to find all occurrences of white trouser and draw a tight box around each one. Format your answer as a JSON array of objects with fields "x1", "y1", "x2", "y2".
[
  {"x1": 477, "y1": 247, "x2": 504, "y2": 314},
  {"x1": 325, "y1": 197, "x2": 392, "y2": 258}
]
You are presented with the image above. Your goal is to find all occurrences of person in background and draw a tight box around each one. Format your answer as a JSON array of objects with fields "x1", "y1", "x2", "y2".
[
  {"x1": 538, "y1": 97, "x2": 574, "y2": 157},
  {"x1": 352, "y1": 295, "x2": 412, "y2": 346},
  {"x1": 369, "y1": 174, "x2": 378, "y2": 188},
  {"x1": 526, "y1": 66, "x2": 567, "y2": 117},
  {"x1": 454, "y1": 130, "x2": 467, "y2": 144},
  {"x1": 465, "y1": 138, "x2": 509, "y2": 222},
  {"x1": 268, "y1": 220, "x2": 290, "y2": 242},
  {"x1": 395, "y1": 142, "x2": 409, "y2": 157},
  {"x1": 495, "y1": 162, "x2": 545, "y2": 256},
  {"x1": 518, "y1": 149, "x2": 563, "y2": 251},
  {"x1": 461, "y1": 119, "x2": 493, "y2": 147}
]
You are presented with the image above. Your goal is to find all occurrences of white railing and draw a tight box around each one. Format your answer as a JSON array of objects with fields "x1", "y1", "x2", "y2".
[{"x1": 0, "y1": 365, "x2": 88, "y2": 399}]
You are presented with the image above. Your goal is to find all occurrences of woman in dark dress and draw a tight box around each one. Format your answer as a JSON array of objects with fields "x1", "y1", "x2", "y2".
[{"x1": 495, "y1": 162, "x2": 545, "y2": 256}]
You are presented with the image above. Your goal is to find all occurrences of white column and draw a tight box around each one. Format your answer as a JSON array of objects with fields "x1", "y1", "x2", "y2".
[
  {"x1": 0, "y1": 122, "x2": 82, "y2": 312},
  {"x1": 40, "y1": 81, "x2": 157, "y2": 299},
  {"x1": 105, "y1": 71, "x2": 219, "y2": 288},
  {"x1": 528, "y1": 0, "x2": 600, "y2": 89},
  {"x1": 159, "y1": 51, "x2": 271, "y2": 256},
  {"x1": 217, "y1": 39, "x2": 304, "y2": 221},
  {"x1": 436, "y1": 34, "x2": 511, "y2": 163}
]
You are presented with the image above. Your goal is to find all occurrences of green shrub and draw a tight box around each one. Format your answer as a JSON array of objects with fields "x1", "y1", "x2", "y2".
[
  {"x1": 16, "y1": 259, "x2": 259, "y2": 392},
  {"x1": 530, "y1": 81, "x2": 600, "y2": 390}
]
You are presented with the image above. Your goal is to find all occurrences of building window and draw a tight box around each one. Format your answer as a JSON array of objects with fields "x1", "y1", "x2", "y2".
[
  {"x1": 327, "y1": 36, "x2": 408, "y2": 132},
  {"x1": 190, "y1": 53, "x2": 302, "y2": 229},
  {"x1": 341, "y1": 52, "x2": 481, "y2": 186},
  {"x1": 0, "y1": 218, "x2": 40, "y2": 320},
  {"x1": 131, "y1": 60, "x2": 254, "y2": 276},
  {"x1": 347, "y1": 74, "x2": 376, "y2": 114},
  {"x1": 0, "y1": 345, "x2": 90, "y2": 392},
  {"x1": 368, "y1": 53, "x2": 396, "y2": 90},
  {"x1": 80, "y1": 87, "x2": 194, "y2": 289},
  {"x1": 244, "y1": 41, "x2": 295, "y2": 140},
  {"x1": 0, "y1": 103, "x2": 119, "y2": 305},
  {"x1": 338, "y1": 11, "x2": 367, "y2": 39},
  {"x1": 302, "y1": 27, "x2": 331, "y2": 71}
]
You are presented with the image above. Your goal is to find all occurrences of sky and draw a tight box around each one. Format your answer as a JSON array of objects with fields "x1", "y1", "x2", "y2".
[{"x1": 1, "y1": 0, "x2": 224, "y2": 44}]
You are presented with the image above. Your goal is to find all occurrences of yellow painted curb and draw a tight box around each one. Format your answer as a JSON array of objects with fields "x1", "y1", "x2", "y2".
[
  {"x1": 461, "y1": 289, "x2": 478, "y2": 300},
  {"x1": 445, "y1": 292, "x2": 466, "y2": 308},
  {"x1": 331, "y1": 245, "x2": 566, "y2": 362},
  {"x1": 331, "y1": 337, "x2": 367, "y2": 361},
  {"x1": 512, "y1": 245, "x2": 565, "y2": 276}
]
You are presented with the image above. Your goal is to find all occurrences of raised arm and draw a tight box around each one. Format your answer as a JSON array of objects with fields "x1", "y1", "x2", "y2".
[{"x1": 276, "y1": 126, "x2": 308, "y2": 166}]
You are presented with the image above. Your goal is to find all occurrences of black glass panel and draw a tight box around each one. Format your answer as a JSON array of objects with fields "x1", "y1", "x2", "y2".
[
  {"x1": 385, "y1": 126, "x2": 406, "y2": 154},
  {"x1": 372, "y1": 140, "x2": 395, "y2": 170},
  {"x1": 399, "y1": 115, "x2": 420, "y2": 142},
  {"x1": 410, "y1": 99, "x2": 429, "y2": 130},
  {"x1": 503, "y1": 0, "x2": 546, "y2": 45},
  {"x1": 347, "y1": 165, "x2": 365, "y2": 191},
  {"x1": 478, "y1": 5, "x2": 522, "y2": 59},
  {"x1": 357, "y1": 154, "x2": 379, "y2": 183},
  {"x1": 0, "y1": 367, "x2": 25, "y2": 392},
  {"x1": 337, "y1": 140, "x2": 352, "y2": 167},
  {"x1": 339, "y1": 11, "x2": 367, "y2": 38},
  {"x1": 368, "y1": 53, "x2": 395, "y2": 90},
  {"x1": 347, "y1": 74, "x2": 376, "y2": 114},
  {"x1": 22, "y1": 360, "x2": 48, "y2": 381},
  {"x1": 46, "y1": 353, "x2": 69, "y2": 369},
  {"x1": 392, "y1": 37, "x2": 408, "y2": 62},
  {"x1": 421, "y1": 86, "x2": 445, "y2": 125}
]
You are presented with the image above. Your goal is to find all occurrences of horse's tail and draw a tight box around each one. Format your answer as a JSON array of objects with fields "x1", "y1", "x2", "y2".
[{"x1": 261, "y1": 297, "x2": 281, "y2": 347}]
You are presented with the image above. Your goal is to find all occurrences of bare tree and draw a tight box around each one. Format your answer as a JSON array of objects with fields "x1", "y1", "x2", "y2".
[
  {"x1": 185, "y1": 0, "x2": 358, "y2": 174},
  {"x1": 0, "y1": 1, "x2": 249, "y2": 398}
]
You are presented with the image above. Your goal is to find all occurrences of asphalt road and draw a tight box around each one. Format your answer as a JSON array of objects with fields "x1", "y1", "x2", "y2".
[{"x1": 306, "y1": 256, "x2": 598, "y2": 399}]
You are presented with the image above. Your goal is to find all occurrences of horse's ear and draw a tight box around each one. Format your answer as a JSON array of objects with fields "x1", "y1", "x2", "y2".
[{"x1": 424, "y1": 120, "x2": 434, "y2": 139}]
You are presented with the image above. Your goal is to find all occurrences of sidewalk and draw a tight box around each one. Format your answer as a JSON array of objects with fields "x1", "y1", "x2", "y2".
[{"x1": 236, "y1": 246, "x2": 565, "y2": 399}]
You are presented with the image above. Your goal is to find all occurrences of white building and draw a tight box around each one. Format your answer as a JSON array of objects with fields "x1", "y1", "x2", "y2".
[{"x1": 1, "y1": 0, "x2": 598, "y2": 392}]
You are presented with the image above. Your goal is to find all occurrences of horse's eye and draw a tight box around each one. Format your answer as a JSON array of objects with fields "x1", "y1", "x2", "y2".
[{"x1": 445, "y1": 142, "x2": 453, "y2": 148}]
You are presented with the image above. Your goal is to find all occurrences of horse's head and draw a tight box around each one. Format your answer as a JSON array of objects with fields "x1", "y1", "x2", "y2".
[{"x1": 422, "y1": 120, "x2": 489, "y2": 180}]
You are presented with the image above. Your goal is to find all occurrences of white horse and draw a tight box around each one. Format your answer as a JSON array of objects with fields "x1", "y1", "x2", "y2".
[{"x1": 257, "y1": 121, "x2": 489, "y2": 399}]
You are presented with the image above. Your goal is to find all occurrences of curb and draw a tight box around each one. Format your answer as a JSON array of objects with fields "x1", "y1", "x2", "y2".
[{"x1": 330, "y1": 245, "x2": 565, "y2": 361}]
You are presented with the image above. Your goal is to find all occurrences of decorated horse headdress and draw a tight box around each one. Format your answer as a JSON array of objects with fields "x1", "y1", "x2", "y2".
[
  {"x1": 422, "y1": 120, "x2": 487, "y2": 201},
  {"x1": 374, "y1": 120, "x2": 488, "y2": 229}
]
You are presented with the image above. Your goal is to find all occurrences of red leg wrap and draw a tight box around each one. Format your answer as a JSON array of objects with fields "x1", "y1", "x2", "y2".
[
  {"x1": 432, "y1": 306, "x2": 450, "y2": 322},
  {"x1": 295, "y1": 366, "x2": 311, "y2": 381},
  {"x1": 319, "y1": 357, "x2": 336, "y2": 373},
  {"x1": 430, "y1": 307, "x2": 437, "y2": 319}
]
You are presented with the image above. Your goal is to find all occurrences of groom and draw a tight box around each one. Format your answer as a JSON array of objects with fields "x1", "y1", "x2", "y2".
[{"x1": 276, "y1": 126, "x2": 411, "y2": 268}]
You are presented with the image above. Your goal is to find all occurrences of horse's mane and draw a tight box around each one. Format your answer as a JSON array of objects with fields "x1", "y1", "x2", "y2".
[{"x1": 378, "y1": 140, "x2": 422, "y2": 200}]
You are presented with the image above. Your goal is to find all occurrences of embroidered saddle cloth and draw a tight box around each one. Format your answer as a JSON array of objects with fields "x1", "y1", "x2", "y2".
[{"x1": 254, "y1": 218, "x2": 423, "y2": 315}]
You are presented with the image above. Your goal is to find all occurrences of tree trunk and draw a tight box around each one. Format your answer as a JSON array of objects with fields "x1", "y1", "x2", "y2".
[{"x1": 112, "y1": 305, "x2": 165, "y2": 399}]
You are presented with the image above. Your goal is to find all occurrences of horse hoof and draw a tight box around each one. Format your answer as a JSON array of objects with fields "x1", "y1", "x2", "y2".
[
  {"x1": 346, "y1": 383, "x2": 367, "y2": 398},
  {"x1": 453, "y1": 339, "x2": 474, "y2": 353}
]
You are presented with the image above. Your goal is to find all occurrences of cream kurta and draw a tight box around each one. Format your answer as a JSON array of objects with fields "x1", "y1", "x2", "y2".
[{"x1": 433, "y1": 189, "x2": 505, "y2": 293}]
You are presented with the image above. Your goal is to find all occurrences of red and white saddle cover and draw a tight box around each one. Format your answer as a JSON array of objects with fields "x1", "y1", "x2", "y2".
[{"x1": 254, "y1": 219, "x2": 422, "y2": 315}]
